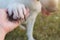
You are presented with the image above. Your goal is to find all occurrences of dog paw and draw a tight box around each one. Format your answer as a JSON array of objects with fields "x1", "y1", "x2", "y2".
[
  {"x1": 7, "y1": 3, "x2": 27, "y2": 21},
  {"x1": 28, "y1": 38, "x2": 35, "y2": 40}
]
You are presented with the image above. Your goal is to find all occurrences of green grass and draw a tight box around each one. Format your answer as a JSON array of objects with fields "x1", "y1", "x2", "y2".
[{"x1": 5, "y1": 4, "x2": 60, "y2": 40}]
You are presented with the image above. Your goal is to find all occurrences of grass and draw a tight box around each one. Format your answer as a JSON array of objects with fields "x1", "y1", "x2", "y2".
[{"x1": 5, "y1": 3, "x2": 60, "y2": 40}]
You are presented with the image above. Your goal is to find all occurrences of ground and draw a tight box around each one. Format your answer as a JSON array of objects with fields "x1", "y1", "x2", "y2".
[{"x1": 5, "y1": 3, "x2": 60, "y2": 40}]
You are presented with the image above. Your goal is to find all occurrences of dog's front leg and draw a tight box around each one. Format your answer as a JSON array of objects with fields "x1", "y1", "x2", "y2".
[{"x1": 26, "y1": 12, "x2": 39, "y2": 40}]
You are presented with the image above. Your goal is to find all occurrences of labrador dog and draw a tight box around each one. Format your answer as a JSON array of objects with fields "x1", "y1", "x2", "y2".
[{"x1": 0, "y1": 0, "x2": 58, "y2": 40}]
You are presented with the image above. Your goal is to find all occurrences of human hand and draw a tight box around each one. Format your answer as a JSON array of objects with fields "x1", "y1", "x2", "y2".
[
  {"x1": 0, "y1": 9, "x2": 21, "y2": 34},
  {"x1": 0, "y1": 8, "x2": 29, "y2": 40}
]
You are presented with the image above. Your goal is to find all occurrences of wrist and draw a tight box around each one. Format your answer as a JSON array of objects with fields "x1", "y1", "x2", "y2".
[{"x1": 0, "y1": 27, "x2": 7, "y2": 40}]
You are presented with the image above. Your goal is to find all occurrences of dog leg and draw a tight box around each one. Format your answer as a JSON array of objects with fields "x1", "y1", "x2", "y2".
[{"x1": 26, "y1": 12, "x2": 39, "y2": 40}]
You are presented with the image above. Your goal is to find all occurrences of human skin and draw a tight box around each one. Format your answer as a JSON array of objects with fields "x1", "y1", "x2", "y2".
[
  {"x1": 0, "y1": 9, "x2": 29, "y2": 40},
  {"x1": 0, "y1": 9, "x2": 20, "y2": 40}
]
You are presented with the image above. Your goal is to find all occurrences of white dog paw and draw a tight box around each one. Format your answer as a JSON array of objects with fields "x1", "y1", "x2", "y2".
[
  {"x1": 7, "y1": 3, "x2": 27, "y2": 21},
  {"x1": 28, "y1": 38, "x2": 35, "y2": 40}
]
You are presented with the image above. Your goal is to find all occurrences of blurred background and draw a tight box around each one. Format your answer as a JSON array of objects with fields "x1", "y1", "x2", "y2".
[{"x1": 5, "y1": 1, "x2": 60, "y2": 40}]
